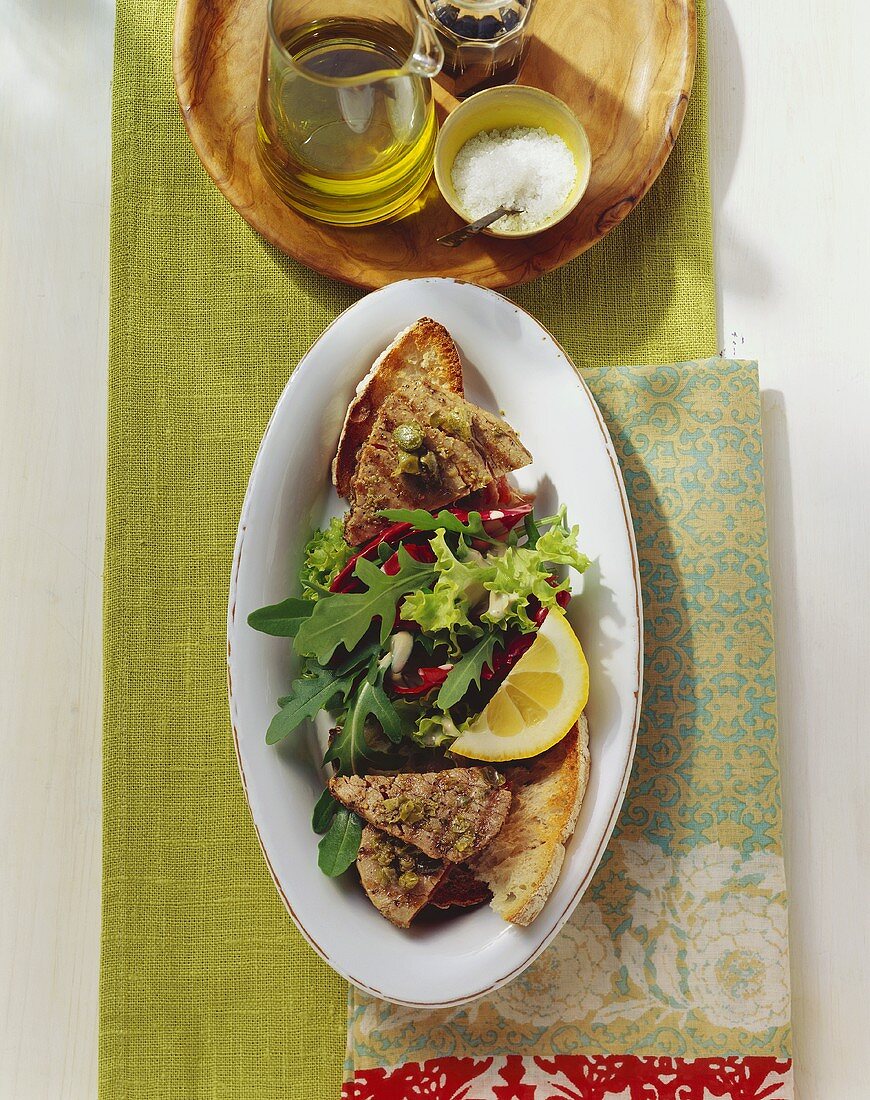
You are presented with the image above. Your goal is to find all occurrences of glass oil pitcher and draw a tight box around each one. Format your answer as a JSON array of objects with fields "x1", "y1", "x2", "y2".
[{"x1": 257, "y1": 0, "x2": 444, "y2": 226}]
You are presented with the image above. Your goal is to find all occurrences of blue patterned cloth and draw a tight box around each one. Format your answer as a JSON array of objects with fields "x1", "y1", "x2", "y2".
[{"x1": 346, "y1": 359, "x2": 791, "y2": 1082}]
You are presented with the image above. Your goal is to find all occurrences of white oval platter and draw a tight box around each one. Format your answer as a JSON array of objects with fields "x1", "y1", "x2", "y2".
[{"x1": 227, "y1": 277, "x2": 642, "y2": 1007}]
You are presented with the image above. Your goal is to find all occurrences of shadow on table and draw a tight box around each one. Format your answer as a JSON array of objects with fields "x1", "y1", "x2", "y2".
[
  {"x1": 595, "y1": 423, "x2": 696, "y2": 857},
  {"x1": 759, "y1": 389, "x2": 804, "y2": 1071},
  {"x1": 708, "y1": 0, "x2": 773, "y2": 352}
]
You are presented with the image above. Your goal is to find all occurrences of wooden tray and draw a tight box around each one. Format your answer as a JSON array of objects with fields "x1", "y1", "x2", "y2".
[{"x1": 173, "y1": 0, "x2": 696, "y2": 290}]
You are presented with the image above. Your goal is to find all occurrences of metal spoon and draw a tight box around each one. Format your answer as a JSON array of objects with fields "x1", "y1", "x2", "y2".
[{"x1": 436, "y1": 205, "x2": 523, "y2": 247}]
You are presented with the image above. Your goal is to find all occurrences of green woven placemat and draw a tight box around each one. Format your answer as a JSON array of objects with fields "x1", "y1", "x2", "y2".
[{"x1": 101, "y1": 2, "x2": 716, "y2": 1097}]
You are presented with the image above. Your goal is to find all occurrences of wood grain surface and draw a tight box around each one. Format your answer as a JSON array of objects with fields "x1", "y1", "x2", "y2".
[{"x1": 172, "y1": 0, "x2": 696, "y2": 288}]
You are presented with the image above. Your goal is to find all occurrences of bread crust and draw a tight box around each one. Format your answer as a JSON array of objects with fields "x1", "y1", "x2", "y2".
[
  {"x1": 472, "y1": 716, "x2": 591, "y2": 926},
  {"x1": 332, "y1": 318, "x2": 464, "y2": 498}
]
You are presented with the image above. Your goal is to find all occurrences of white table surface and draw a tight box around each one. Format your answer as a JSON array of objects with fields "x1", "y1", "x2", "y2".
[{"x1": 1, "y1": 1, "x2": 868, "y2": 1096}]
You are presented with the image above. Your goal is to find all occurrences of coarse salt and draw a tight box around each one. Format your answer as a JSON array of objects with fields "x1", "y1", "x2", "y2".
[{"x1": 451, "y1": 126, "x2": 577, "y2": 232}]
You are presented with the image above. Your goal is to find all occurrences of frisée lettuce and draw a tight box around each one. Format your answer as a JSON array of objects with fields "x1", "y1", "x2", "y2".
[{"x1": 300, "y1": 516, "x2": 353, "y2": 600}]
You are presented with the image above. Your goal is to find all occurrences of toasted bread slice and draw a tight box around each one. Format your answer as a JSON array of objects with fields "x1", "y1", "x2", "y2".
[
  {"x1": 356, "y1": 826, "x2": 447, "y2": 927},
  {"x1": 343, "y1": 377, "x2": 532, "y2": 544},
  {"x1": 330, "y1": 767, "x2": 511, "y2": 863},
  {"x1": 471, "y1": 717, "x2": 590, "y2": 926},
  {"x1": 333, "y1": 318, "x2": 464, "y2": 498}
]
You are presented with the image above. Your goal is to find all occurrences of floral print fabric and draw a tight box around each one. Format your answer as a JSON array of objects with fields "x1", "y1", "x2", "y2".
[{"x1": 345, "y1": 361, "x2": 792, "y2": 1096}]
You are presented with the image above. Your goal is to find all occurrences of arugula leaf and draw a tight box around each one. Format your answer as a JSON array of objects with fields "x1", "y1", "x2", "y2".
[
  {"x1": 324, "y1": 661, "x2": 407, "y2": 773},
  {"x1": 523, "y1": 513, "x2": 541, "y2": 549},
  {"x1": 294, "y1": 546, "x2": 436, "y2": 664},
  {"x1": 311, "y1": 789, "x2": 339, "y2": 834},
  {"x1": 334, "y1": 638, "x2": 383, "y2": 677},
  {"x1": 317, "y1": 808, "x2": 363, "y2": 876},
  {"x1": 379, "y1": 507, "x2": 498, "y2": 543},
  {"x1": 248, "y1": 597, "x2": 314, "y2": 637},
  {"x1": 361, "y1": 672, "x2": 406, "y2": 744},
  {"x1": 322, "y1": 701, "x2": 372, "y2": 773},
  {"x1": 436, "y1": 634, "x2": 499, "y2": 711},
  {"x1": 265, "y1": 667, "x2": 356, "y2": 745},
  {"x1": 411, "y1": 633, "x2": 436, "y2": 658}
]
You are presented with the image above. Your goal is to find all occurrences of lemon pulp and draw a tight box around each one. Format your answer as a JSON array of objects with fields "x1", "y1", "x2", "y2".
[{"x1": 450, "y1": 608, "x2": 589, "y2": 762}]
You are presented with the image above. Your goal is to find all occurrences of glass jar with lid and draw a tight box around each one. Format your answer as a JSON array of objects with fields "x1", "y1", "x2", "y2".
[{"x1": 424, "y1": 0, "x2": 536, "y2": 100}]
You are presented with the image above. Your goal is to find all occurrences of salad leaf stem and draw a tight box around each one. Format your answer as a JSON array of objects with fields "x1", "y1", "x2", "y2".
[{"x1": 523, "y1": 513, "x2": 541, "y2": 549}]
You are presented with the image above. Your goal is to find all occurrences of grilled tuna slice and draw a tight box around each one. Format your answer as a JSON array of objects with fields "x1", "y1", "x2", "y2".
[
  {"x1": 343, "y1": 378, "x2": 532, "y2": 545},
  {"x1": 429, "y1": 863, "x2": 492, "y2": 910},
  {"x1": 333, "y1": 318, "x2": 464, "y2": 499},
  {"x1": 330, "y1": 767, "x2": 511, "y2": 863},
  {"x1": 356, "y1": 826, "x2": 448, "y2": 927}
]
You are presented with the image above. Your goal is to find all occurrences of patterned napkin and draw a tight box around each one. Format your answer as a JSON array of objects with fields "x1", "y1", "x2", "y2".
[{"x1": 344, "y1": 360, "x2": 793, "y2": 1100}]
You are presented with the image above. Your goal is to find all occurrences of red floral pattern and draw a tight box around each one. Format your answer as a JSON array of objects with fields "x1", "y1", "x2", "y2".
[
  {"x1": 342, "y1": 1057, "x2": 493, "y2": 1100},
  {"x1": 342, "y1": 1055, "x2": 793, "y2": 1100}
]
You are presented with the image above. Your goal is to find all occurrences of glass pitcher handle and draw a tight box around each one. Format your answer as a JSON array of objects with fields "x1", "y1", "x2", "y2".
[{"x1": 408, "y1": 11, "x2": 444, "y2": 78}]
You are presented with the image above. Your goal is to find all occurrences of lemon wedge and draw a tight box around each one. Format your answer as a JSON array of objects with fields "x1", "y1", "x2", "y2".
[{"x1": 450, "y1": 608, "x2": 589, "y2": 762}]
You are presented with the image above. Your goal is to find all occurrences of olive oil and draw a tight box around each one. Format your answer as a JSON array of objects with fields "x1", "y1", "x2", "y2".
[{"x1": 257, "y1": 18, "x2": 438, "y2": 225}]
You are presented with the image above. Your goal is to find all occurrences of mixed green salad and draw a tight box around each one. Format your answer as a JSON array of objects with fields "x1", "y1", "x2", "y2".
[{"x1": 248, "y1": 504, "x2": 589, "y2": 876}]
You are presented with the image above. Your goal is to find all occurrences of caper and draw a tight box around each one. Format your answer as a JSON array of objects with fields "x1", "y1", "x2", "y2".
[
  {"x1": 453, "y1": 834, "x2": 473, "y2": 854},
  {"x1": 399, "y1": 798, "x2": 425, "y2": 824},
  {"x1": 419, "y1": 451, "x2": 440, "y2": 481},
  {"x1": 382, "y1": 796, "x2": 402, "y2": 821},
  {"x1": 398, "y1": 871, "x2": 419, "y2": 891},
  {"x1": 395, "y1": 452, "x2": 421, "y2": 477},
  {"x1": 429, "y1": 407, "x2": 472, "y2": 441},
  {"x1": 444, "y1": 408, "x2": 472, "y2": 441},
  {"x1": 393, "y1": 423, "x2": 424, "y2": 453}
]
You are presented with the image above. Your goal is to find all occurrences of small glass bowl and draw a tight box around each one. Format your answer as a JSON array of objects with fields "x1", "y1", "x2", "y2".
[{"x1": 434, "y1": 85, "x2": 592, "y2": 239}]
